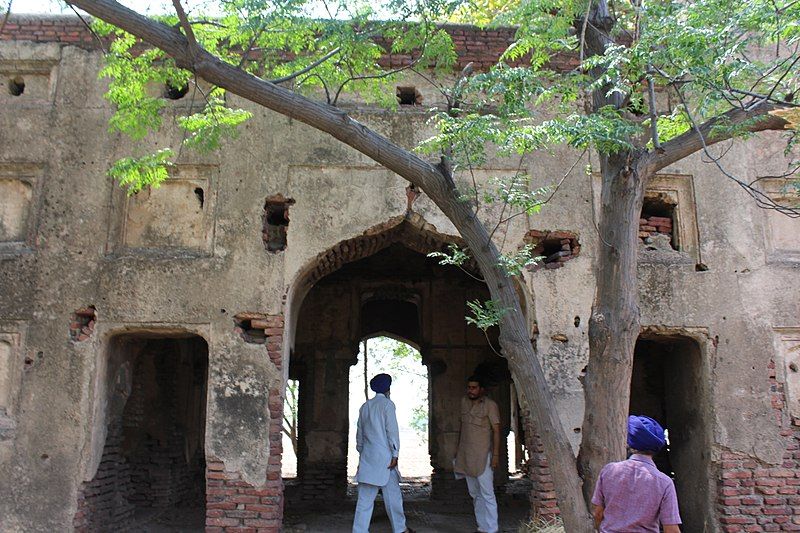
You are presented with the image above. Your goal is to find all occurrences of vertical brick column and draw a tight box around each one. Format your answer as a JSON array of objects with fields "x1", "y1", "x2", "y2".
[
  {"x1": 716, "y1": 360, "x2": 800, "y2": 532},
  {"x1": 522, "y1": 412, "x2": 560, "y2": 517},
  {"x1": 207, "y1": 314, "x2": 285, "y2": 533}
]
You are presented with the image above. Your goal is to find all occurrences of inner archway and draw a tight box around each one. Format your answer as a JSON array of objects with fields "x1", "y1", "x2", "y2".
[{"x1": 347, "y1": 336, "x2": 431, "y2": 483}]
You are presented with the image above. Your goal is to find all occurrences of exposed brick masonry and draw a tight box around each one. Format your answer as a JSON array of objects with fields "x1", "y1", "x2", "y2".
[
  {"x1": 638, "y1": 215, "x2": 673, "y2": 245},
  {"x1": 207, "y1": 313, "x2": 285, "y2": 532},
  {"x1": 715, "y1": 360, "x2": 800, "y2": 532},
  {"x1": 524, "y1": 229, "x2": 581, "y2": 272},
  {"x1": 74, "y1": 340, "x2": 207, "y2": 531}
]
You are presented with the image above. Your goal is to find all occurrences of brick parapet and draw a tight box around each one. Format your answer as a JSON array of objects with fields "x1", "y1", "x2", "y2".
[
  {"x1": 715, "y1": 360, "x2": 800, "y2": 532},
  {"x1": 0, "y1": 15, "x2": 580, "y2": 72}
]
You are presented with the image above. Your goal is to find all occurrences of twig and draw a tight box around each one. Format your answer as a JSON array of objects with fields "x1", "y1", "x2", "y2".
[
  {"x1": 66, "y1": 2, "x2": 107, "y2": 54},
  {"x1": 579, "y1": 0, "x2": 593, "y2": 64},
  {"x1": 646, "y1": 64, "x2": 661, "y2": 151},
  {"x1": 171, "y1": 0, "x2": 198, "y2": 61},
  {"x1": 269, "y1": 47, "x2": 342, "y2": 84}
]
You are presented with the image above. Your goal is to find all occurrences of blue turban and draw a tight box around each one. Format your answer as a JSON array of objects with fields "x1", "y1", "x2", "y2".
[
  {"x1": 370, "y1": 373, "x2": 392, "y2": 394},
  {"x1": 627, "y1": 415, "x2": 666, "y2": 452}
]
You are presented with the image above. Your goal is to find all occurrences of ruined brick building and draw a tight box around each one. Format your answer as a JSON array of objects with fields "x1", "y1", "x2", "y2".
[{"x1": 1, "y1": 14, "x2": 799, "y2": 533}]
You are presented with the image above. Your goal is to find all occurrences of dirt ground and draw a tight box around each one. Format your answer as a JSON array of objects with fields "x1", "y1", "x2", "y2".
[
  {"x1": 283, "y1": 478, "x2": 532, "y2": 533},
  {"x1": 129, "y1": 478, "x2": 533, "y2": 532}
]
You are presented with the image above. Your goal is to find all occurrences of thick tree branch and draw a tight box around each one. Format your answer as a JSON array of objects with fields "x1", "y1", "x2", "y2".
[{"x1": 641, "y1": 102, "x2": 790, "y2": 174}]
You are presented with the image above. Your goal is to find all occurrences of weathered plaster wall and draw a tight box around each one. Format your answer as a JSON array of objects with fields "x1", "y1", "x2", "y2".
[{"x1": 0, "y1": 16, "x2": 798, "y2": 531}]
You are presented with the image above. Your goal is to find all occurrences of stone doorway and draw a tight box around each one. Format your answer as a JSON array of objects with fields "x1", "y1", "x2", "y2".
[
  {"x1": 629, "y1": 332, "x2": 714, "y2": 532},
  {"x1": 283, "y1": 217, "x2": 517, "y2": 513},
  {"x1": 74, "y1": 334, "x2": 208, "y2": 531}
]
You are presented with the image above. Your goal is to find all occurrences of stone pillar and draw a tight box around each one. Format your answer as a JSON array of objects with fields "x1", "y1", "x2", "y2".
[
  {"x1": 297, "y1": 347, "x2": 355, "y2": 501},
  {"x1": 429, "y1": 350, "x2": 470, "y2": 501}
]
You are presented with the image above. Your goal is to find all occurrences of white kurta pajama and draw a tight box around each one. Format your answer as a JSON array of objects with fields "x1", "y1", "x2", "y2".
[{"x1": 352, "y1": 393, "x2": 408, "y2": 533}]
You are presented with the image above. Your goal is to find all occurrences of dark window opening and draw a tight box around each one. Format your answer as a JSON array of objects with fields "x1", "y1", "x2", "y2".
[
  {"x1": 193, "y1": 187, "x2": 204, "y2": 209},
  {"x1": 262, "y1": 195, "x2": 295, "y2": 252},
  {"x1": 8, "y1": 76, "x2": 24, "y2": 96},
  {"x1": 396, "y1": 86, "x2": 422, "y2": 106},
  {"x1": 164, "y1": 83, "x2": 189, "y2": 100},
  {"x1": 640, "y1": 193, "x2": 677, "y2": 250}
]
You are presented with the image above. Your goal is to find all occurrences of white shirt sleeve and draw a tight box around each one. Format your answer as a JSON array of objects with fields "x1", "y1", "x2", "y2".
[
  {"x1": 385, "y1": 400, "x2": 400, "y2": 457},
  {"x1": 356, "y1": 404, "x2": 364, "y2": 453}
]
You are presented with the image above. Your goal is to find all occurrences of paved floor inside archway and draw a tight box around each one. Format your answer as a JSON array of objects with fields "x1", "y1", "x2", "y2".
[{"x1": 283, "y1": 478, "x2": 533, "y2": 533}]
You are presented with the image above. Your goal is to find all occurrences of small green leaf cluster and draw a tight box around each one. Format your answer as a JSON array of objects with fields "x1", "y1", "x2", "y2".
[
  {"x1": 466, "y1": 299, "x2": 508, "y2": 331},
  {"x1": 498, "y1": 244, "x2": 543, "y2": 277},
  {"x1": 107, "y1": 149, "x2": 175, "y2": 194},
  {"x1": 427, "y1": 243, "x2": 470, "y2": 267},
  {"x1": 177, "y1": 89, "x2": 253, "y2": 153}
]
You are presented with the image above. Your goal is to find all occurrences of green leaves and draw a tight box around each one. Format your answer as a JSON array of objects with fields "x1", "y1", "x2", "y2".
[
  {"x1": 427, "y1": 243, "x2": 471, "y2": 268},
  {"x1": 466, "y1": 299, "x2": 508, "y2": 331},
  {"x1": 108, "y1": 149, "x2": 174, "y2": 194},
  {"x1": 177, "y1": 89, "x2": 253, "y2": 153},
  {"x1": 498, "y1": 244, "x2": 542, "y2": 276}
]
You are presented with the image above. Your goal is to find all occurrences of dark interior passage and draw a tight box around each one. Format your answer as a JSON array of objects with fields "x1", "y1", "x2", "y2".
[
  {"x1": 629, "y1": 334, "x2": 712, "y2": 533},
  {"x1": 76, "y1": 335, "x2": 208, "y2": 530}
]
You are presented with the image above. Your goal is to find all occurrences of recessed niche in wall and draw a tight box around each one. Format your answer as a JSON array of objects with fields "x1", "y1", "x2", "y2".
[
  {"x1": 759, "y1": 178, "x2": 800, "y2": 262},
  {"x1": 0, "y1": 164, "x2": 42, "y2": 253},
  {"x1": 0, "y1": 60, "x2": 58, "y2": 104},
  {"x1": 0, "y1": 328, "x2": 24, "y2": 444},
  {"x1": 118, "y1": 166, "x2": 217, "y2": 254}
]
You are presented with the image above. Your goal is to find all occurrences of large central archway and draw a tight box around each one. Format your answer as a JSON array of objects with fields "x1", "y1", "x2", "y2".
[{"x1": 282, "y1": 215, "x2": 526, "y2": 508}]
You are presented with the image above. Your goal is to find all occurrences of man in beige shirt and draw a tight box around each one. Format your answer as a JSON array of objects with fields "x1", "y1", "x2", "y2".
[{"x1": 454, "y1": 375, "x2": 501, "y2": 533}]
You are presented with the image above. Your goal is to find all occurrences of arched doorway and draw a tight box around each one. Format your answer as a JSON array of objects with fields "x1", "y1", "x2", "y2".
[{"x1": 283, "y1": 215, "x2": 516, "y2": 506}]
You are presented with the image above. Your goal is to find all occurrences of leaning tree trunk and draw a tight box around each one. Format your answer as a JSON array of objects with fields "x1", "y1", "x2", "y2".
[
  {"x1": 425, "y1": 175, "x2": 595, "y2": 533},
  {"x1": 577, "y1": 150, "x2": 646, "y2": 503}
]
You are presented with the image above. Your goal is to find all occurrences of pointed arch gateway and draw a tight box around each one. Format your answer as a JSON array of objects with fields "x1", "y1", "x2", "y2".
[{"x1": 282, "y1": 213, "x2": 533, "y2": 507}]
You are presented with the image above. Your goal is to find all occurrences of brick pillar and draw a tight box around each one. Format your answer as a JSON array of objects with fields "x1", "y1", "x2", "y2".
[
  {"x1": 297, "y1": 348, "x2": 354, "y2": 501},
  {"x1": 522, "y1": 409, "x2": 560, "y2": 517},
  {"x1": 206, "y1": 313, "x2": 285, "y2": 533}
]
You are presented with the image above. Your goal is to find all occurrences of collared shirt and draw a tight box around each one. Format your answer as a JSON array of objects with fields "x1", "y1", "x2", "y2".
[
  {"x1": 454, "y1": 396, "x2": 500, "y2": 477},
  {"x1": 591, "y1": 454, "x2": 682, "y2": 532}
]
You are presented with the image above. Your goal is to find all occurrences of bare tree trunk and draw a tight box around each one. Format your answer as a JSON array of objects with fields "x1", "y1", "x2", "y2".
[{"x1": 577, "y1": 151, "x2": 646, "y2": 502}]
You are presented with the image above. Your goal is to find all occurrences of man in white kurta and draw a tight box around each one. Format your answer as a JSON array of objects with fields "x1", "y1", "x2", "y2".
[{"x1": 352, "y1": 373, "x2": 413, "y2": 533}]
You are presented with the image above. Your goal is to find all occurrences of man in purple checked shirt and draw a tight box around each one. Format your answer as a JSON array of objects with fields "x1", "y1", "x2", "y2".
[{"x1": 591, "y1": 415, "x2": 682, "y2": 533}]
